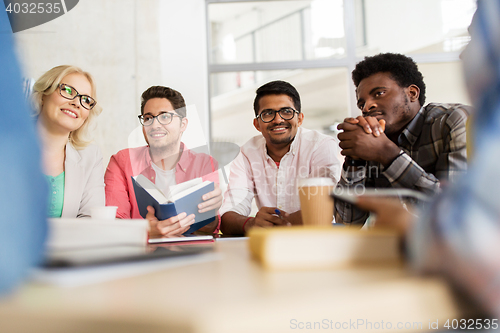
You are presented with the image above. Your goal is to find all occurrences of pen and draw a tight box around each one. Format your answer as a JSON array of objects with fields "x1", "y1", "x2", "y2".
[{"x1": 275, "y1": 209, "x2": 291, "y2": 226}]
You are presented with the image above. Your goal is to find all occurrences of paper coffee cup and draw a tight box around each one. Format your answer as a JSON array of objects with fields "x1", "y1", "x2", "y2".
[
  {"x1": 90, "y1": 206, "x2": 118, "y2": 220},
  {"x1": 298, "y1": 178, "x2": 335, "y2": 226}
]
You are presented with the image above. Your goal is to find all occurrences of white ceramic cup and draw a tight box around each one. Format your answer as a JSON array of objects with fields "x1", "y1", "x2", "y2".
[{"x1": 90, "y1": 206, "x2": 118, "y2": 220}]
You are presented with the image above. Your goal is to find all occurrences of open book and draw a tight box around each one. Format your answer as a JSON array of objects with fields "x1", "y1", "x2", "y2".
[{"x1": 132, "y1": 175, "x2": 216, "y2": 234}]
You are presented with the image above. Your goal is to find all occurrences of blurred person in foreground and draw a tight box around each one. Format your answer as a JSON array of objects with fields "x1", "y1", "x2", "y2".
[
  {"x1": 0, "y1": 11, "x2": 47, "y2": 293},
  {"x1": 356, "y1": 0, "x2": 500, "y2": 322}
]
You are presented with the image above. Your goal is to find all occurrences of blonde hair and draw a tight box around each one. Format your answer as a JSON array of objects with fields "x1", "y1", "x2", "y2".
[{"x1": 32, "y1": 65, "x2": 102, "y2": 149}]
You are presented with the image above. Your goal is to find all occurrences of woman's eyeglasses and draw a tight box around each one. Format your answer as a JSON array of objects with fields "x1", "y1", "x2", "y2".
[{"x1": 59, "y1": 83, "x2": 96, "y2": 110}]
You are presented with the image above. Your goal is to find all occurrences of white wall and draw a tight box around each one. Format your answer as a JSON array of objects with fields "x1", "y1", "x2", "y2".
[
  {"x1": 420, "y1": 62, "x2": 470, "y2": 106},
  {"x1": 159, "y1": 0, "x2": 210, "y2": 149},
  {"x1": 363, "y1": 0, "x2": 444, "y2": 55}
]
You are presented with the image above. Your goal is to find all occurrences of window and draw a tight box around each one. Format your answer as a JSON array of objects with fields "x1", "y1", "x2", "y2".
[
  {"x1": 207, "y1": 0, "x2": 475, "y2": 143},
  {"x1": 210, "y1": 68, "x2": 349, "y2": 144}
]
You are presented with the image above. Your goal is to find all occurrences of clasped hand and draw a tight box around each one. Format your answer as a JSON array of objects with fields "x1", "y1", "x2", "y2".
[{"x1": 337, "y1": 116, "x2": 398, "y2": 166}]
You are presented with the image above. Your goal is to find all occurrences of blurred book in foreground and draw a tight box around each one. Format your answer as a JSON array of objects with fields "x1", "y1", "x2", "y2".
[
  {"x1": 42, "y1": 218, "x2": 215, "y2": 269},
  {"x1": 149, "y1": 234, "x2": 214, "y2": 245},
  {"x1": 47, "y1": 218, "x2": 149, "y2": 250},
  {"x1": 248, "y1": 226, "x2": 401, "y2": 270}
]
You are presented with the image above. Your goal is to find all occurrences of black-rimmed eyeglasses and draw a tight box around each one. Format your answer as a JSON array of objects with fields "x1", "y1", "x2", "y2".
[
  {"x1": 59, "y1": 83, "x2": 96, "y2": 110},
  {"x1": 138, "y1": 112, "x2": 183, "y2": 126},
  {"x1": 255, "y1": 107, "x2": 300, "y2": 123}
]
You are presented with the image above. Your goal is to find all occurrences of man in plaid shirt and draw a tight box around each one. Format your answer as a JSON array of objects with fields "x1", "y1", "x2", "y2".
[{"x1": 335, "y1": 53, "x2": 472, "y2": 225}]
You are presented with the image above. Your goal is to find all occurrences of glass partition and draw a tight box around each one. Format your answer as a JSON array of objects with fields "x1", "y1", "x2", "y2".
[
  {"x1": 209, "y1": 0, "x2": 346, "y2": 64},
  {"x1": 211, "y1": 68, "x2": 350, "y2": 145},
  {"x1": 355, "y1": 0, "x2": 476, "y2": 57}
]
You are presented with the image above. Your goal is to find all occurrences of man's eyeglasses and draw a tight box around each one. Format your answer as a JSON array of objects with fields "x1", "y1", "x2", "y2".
[
  {"x1": 59, "y1": 83, "x2": 96, "y2": 110},
  {"x1": 138, "y1": 112, "x2": 183, "y2": 126},
  {"x1": 255, "y1": 107, "x2": 300, "y2": 123}
]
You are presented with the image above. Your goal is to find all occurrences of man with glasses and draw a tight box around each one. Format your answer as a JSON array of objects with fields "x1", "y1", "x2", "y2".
[
  {"x1": 104, "y1": 86, "x2": 222, "y2": 236},
  {"x1": 219, "y1": 80, "x2": 342, "y2": 235}
]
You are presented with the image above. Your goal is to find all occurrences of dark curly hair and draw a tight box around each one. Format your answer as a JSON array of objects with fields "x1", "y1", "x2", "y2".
[
  {"x1": 352, "y1": 53, "x2": 426, "y2": 106},
  {"x1": 140, "y1": 86, "x2": 186, "y2": 117},
  {"x1": 253, "y1": 80, "x2": 301, "y2": 116}
]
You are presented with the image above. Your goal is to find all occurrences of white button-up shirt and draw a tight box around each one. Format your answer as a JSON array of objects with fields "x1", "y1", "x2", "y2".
[{"x1": 220, "y1": 127, "x2": 342, "y2": 216}]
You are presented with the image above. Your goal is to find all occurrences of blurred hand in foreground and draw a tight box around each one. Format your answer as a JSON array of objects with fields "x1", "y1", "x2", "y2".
[{"x1": 355, "y1": 196, "x2": 414, "y2": 236}]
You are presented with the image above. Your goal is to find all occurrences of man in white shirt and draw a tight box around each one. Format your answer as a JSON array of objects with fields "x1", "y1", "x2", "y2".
[{"x1": 220, "y1": 81, "x2": 342, "y2": 235}]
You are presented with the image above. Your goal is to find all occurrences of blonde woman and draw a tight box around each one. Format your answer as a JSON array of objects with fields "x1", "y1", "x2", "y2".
[{"x1": 33, "y1": 65, "x2": 105, "y2": 217}]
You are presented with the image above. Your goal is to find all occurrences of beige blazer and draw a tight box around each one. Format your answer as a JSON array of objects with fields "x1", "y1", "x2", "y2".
[{"x1": 61, "y1": 143, "x2": 105, "y2": 218}]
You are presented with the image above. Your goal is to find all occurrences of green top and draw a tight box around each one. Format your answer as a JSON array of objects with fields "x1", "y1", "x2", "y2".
[{"x1": 45, "y1": 172, "x2": 65, "y2": 218}]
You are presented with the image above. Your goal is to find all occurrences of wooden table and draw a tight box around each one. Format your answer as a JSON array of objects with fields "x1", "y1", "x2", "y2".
[{"x1": 0, "y1": 239, "x2": 466, "y2": 333}]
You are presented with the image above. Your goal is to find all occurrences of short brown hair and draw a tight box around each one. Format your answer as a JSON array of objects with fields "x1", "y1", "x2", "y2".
[{"x1": 140, "y1": 86, "x2": 186, "y2": 117}]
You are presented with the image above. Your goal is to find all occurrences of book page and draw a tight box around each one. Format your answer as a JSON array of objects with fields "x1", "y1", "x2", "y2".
[
  {"x1": 168, "y1": 177, "x2": 203, "y2": 200},
  {"x1": 170, "y1": 181, "x2": 212, "y2": 202},
  {"x1": 134, "y1": 174, "x2": 169, "y2": 204}
]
